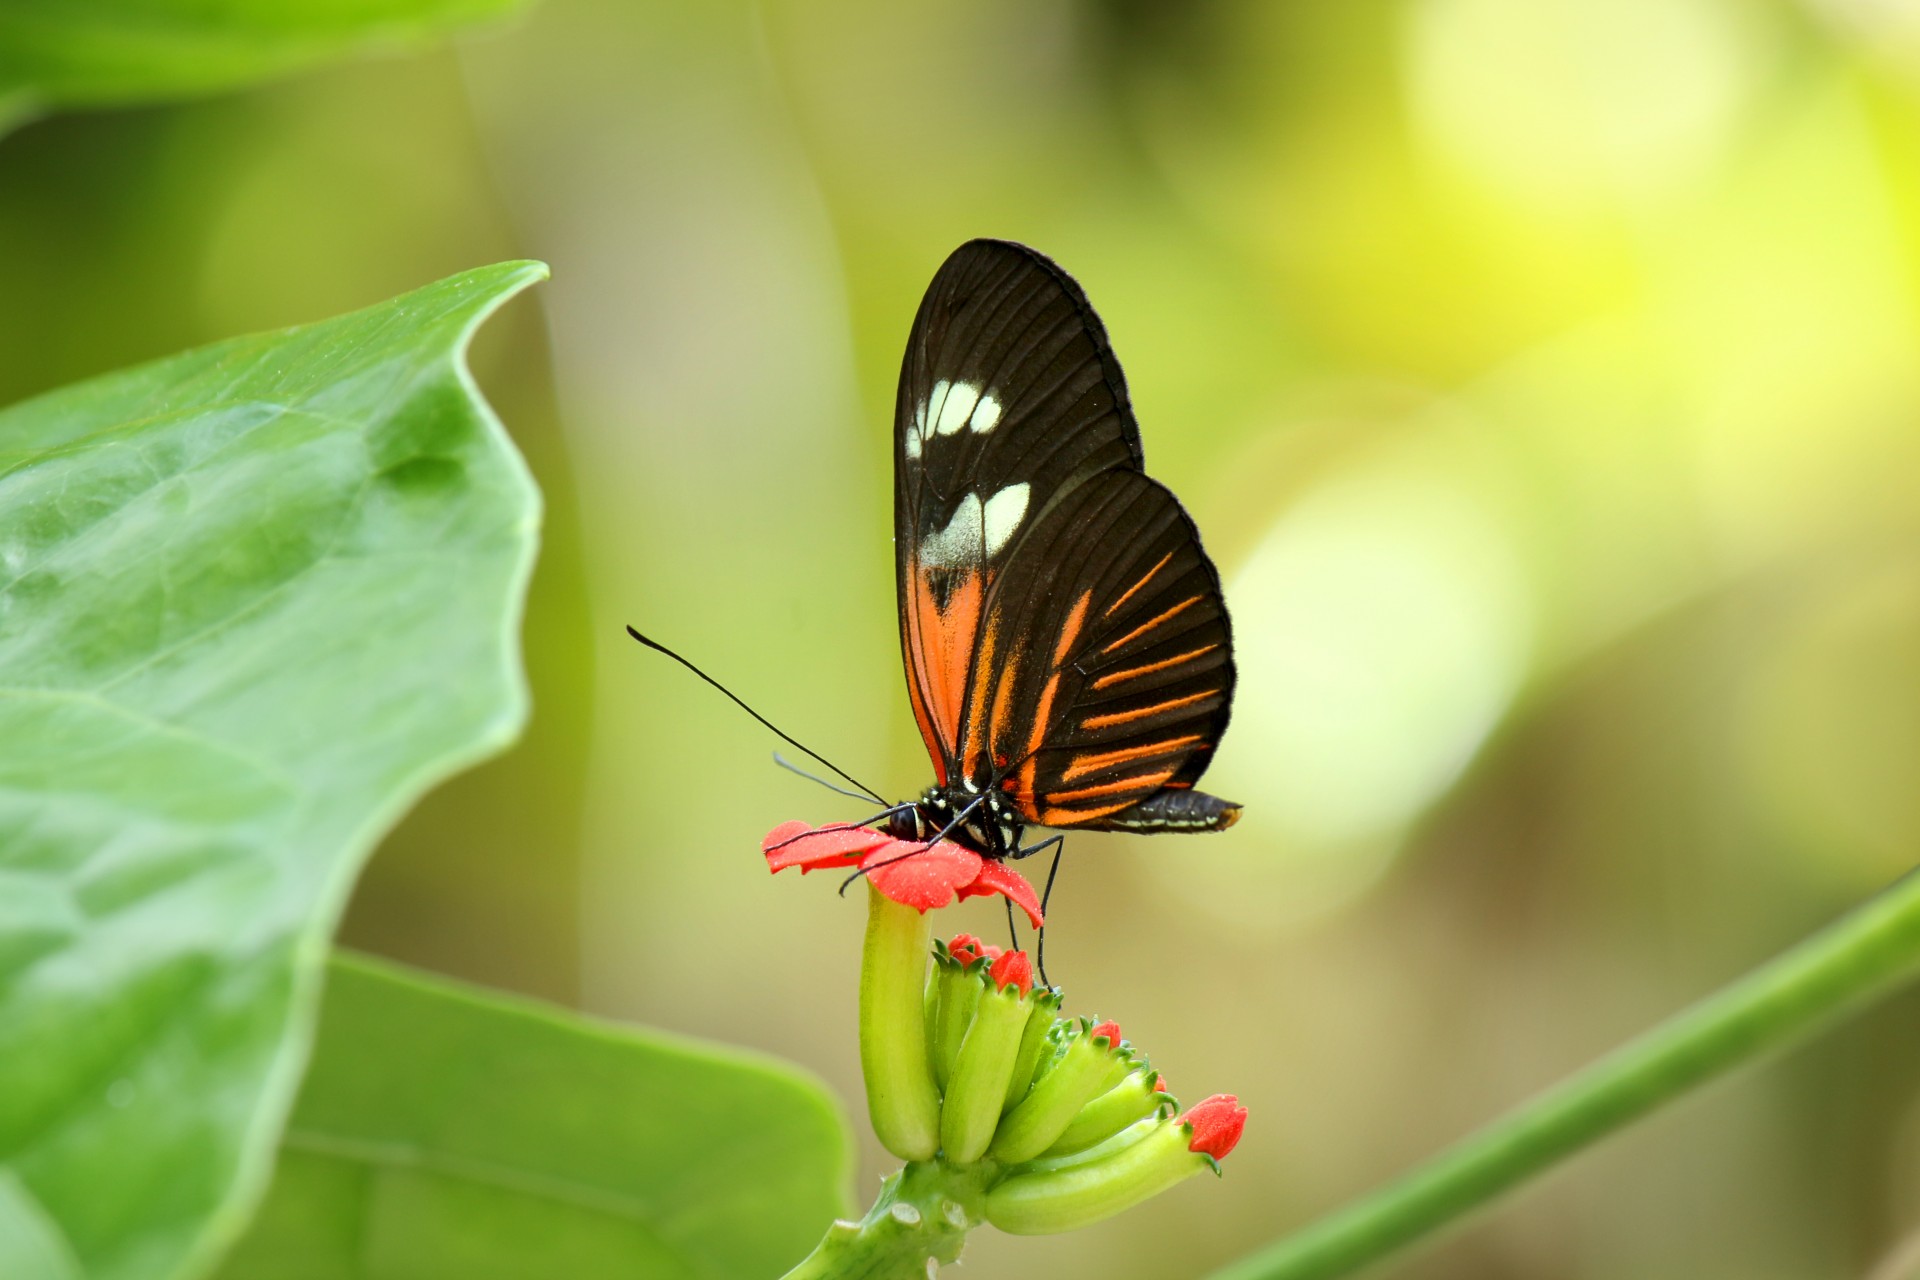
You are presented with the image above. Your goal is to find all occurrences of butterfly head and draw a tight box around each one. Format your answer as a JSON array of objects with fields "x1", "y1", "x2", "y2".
[{"x1": 886, "y1": 784, "x2": 1025, "y2": 861}]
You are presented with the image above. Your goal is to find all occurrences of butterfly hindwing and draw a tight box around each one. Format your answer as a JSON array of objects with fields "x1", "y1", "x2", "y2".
[
  {"x1": 894, "y1": 239, "x2": 1236, "y2": 831},
  {"x1": 968, "y1": 468, "x2": 1233, "y2": 827}
]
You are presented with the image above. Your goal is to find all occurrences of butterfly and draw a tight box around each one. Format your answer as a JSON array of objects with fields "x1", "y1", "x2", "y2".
[{"x1": 878, "y1": 239, "x2": 1240, "y2": 866}]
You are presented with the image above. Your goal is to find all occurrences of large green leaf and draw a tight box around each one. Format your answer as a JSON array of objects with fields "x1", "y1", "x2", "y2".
[
  {"x1": 0, "y1": 0, "x2": 529, "y2": 130},
  {"x1": 0, "y1": 261, "x2": 547, "y2": 1280},
  {"x1": 217, "y1": 953, "x2": 855, "y2": 1280}
]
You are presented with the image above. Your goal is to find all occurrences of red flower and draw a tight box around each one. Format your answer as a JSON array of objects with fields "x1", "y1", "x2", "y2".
[
  {"x1": 989, "y1": 949, "x2": 1034, "y2": 995},
  {"x1": 1181, "y1": 1094, "x2": 1248, "y2": 1160},
  {"x1": 1089, "y1": 1020, "x2": 1122, "y2": 1047},
  {"x1": 948, "y1": 934, "x2": 1001, "y2": 966},
  {"x1": 762, "y1": 821, "x2": 1045, "y2": 928}
]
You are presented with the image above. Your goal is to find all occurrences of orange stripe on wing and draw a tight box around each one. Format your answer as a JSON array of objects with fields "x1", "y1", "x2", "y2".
[
  {"x1": 1043, "y1": 768, "x2": 1176, "y2": 806},
  {"x1": 903, "y1": 561, "x2": 947, "y2": 784},
  {"x1": 1054, "y1": 590, "x2": 1092, "y2": 666},
  {"x1": 1061, "y1": 734, "x2": 1202, "y2": 782},
  {"x1": 988, "y1": 651, "x2": 1020, "y2": 765},
  {"x1": 903, "y1": 659, "x2": 945, "y2": 785},
  {"x1": 1038, "y1": 798, "x2": 1142, "y2": 826},
  {"x1": 1006, "y1": 590, "x2": 1092, "y2": 805},
  {"x1": 1015, "y1": 670, "x2": 1063, "y2": 797},
  {"x1": 1081, "y1": 689, "x2": 1212, "y2": 732},
  {"x1": 963, "y1": 620, "x2": 998, "y2": 778},
  {"x1": 1101, "y1": 595, "x2": 1201, "y2": 655},
  {"x1": 1104, "y1": 551, "x2": 1174, "y2": 618},
  {"x1": 1090, "y1": 644, "x2": 1218, "y2": 691},
  {"x1": 938, "y1": 573, "x2": 983, "y2": 745},
  {"x1": 907, "y1": 559, "x2": 983, "y2": 772}
]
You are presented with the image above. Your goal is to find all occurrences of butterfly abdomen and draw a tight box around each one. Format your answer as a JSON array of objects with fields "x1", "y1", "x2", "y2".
[{"x1": 1093, "y1": 788, "x2": 1241, "y2": 833}]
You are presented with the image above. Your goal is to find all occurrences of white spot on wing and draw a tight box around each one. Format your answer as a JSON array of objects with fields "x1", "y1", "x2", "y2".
[
  {"x1": 927, "y1": 380, "x2": 954, "y2": 426},
  {"x1": 971, "y1": 393, "x2": 1002, "y2": 434},
  {"x1": 980, "y1": 482, "x2": 1029, "y2": 557},
  {"x1": 907, "y1": 394, "x2": 928, "y2": 460},
  {"x1": 921, "y1": 483, "x2": 1032, "y2": 570},
  {"x1": 910, "y1": 381, "x2": 1003, "y2": 460},
  {"x1": 919, "y1": 493, "x2": 983, "y2": 569},
  {"x1": 933, "y1": 381, "x2": 981, "y2": 436}
]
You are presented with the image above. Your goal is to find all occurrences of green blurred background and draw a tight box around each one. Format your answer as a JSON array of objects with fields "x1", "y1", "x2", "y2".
[{"x1": 5, "y1": 1, "x2": 1919, "y2": 1275}]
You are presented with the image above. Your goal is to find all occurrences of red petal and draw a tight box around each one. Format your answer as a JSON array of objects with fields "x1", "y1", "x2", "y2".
[
  {"x1": 957, "y1": 859, "x2": 1045, "y2": 930},
  {"x1": 763, "y1": 822, "x2": 892, "y2": 873},
  {"x1": 1182, "y1": 1094, "x2": 1248, "y2": 1160},
  {"x1": 1089, "y1": 1020, "x2": 1122, "y2": 1047},
  {"x1": 763, "y1": 819, "x2": 812, "y2": 849},
  {"x1": 988, "y1": 950, "x2": 1034, "y2": 995},
  {"x1": 861, "y1": 840, "x2": 984, "y2": 913}
]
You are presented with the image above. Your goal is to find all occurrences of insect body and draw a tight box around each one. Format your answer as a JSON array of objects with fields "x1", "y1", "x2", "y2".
[{"x1": 887, "y1": 240, "x2": 1240, "y2": 863}]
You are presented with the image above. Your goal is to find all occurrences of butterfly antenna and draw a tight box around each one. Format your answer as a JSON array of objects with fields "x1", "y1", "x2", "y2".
[
  {"x1": 774, "y1": 753, "x2": 885, "y2": 804},
  {"x1": 626, "y1": 625, "x2": 886, "y2": 804}
]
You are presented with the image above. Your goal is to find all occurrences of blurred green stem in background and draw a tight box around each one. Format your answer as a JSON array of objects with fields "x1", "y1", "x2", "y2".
[{"x1": 1213, "y1": 867, "x2": 1920, "y2": 1280}]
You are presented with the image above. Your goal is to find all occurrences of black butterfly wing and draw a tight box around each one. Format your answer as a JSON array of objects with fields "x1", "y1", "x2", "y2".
[
  {"x1": 895, "y1": 239, "x2": 1139, "y2": 783},
  {"x1": 894, "y1": 239, "x2": 1238, "y2": 829}
]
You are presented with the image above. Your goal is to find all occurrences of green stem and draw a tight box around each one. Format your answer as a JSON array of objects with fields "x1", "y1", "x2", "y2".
[
  {"x1": 779, "y1": 1160, "x2": 995, "y2": 1280},
  {"x1": 1212, "y1": 870, "x2": 1920, "y2": 1280}
]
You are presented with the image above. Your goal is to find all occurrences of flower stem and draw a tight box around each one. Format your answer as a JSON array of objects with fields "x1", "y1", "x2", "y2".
[
  {"x1": 779, "y1": 1160, "x2": 995, "y2": 1280},
  {"x1": 1212, "y1": 869, "x2": 1920, "y2": 1280}
]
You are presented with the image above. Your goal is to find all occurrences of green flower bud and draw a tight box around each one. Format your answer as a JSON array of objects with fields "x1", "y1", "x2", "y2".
[
  {"x1": 930, "y1": 947, "x2": 986, "y2": 1091},
  {"x1": 1002, "y1": 986, "x2": 1064, "y2": 1111},
  {"x1": 986, "y1": 1096, "x2": 1245, "y2": 1235},
  {"x1": 1042, "y1": 1069, "x2": 1175, "y2": 1158},
  {"x1": 987, "y1": 1119, "x2": 1201, "y2": 1234},
  {"x1": 859, "y1": 886, "x2": 941, "y2": 1160},
  {"x1": 988, "y1": 1020, "x2": 1126, "y2": 1164},
  {"x1": 1017, "y1": 1115, "x2": 1162, "y2": 1177},
  {"x1": 940, "y1": 952, "x2": 1036, "y2": 1163}
]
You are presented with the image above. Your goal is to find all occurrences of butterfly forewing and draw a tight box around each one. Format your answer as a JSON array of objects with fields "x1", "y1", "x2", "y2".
[{"x1": 894, "y1": 239, "x2": 1235, "y2": 832}]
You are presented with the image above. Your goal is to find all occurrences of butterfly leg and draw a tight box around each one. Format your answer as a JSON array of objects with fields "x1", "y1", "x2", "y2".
[{"x1": 1014, "y1": 834, "x2": 1066, "y2": 986}]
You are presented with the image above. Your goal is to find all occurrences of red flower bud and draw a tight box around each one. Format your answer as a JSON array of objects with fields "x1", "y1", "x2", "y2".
[
  {"x1": 989, "y1": 949, "x2": 1034, "y2": 994},
  {"x1": 1089, "y1": 1020, "x2": 1121, "y2": 1047},
  {"x1": 1181, "y1": 1093, "x2": 1247, "y2": 1160},
  {"x1": 947, "y1": 934, "x2": 1000, "y2": 967},
  {"x1": 1152, "y1": 1070, "x2": 1173, "y2": 1096}
]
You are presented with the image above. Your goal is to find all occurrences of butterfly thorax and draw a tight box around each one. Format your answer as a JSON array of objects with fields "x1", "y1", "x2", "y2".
[{"x1": 887, "y1": 784, "x2": 1025, "y2": 861}]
